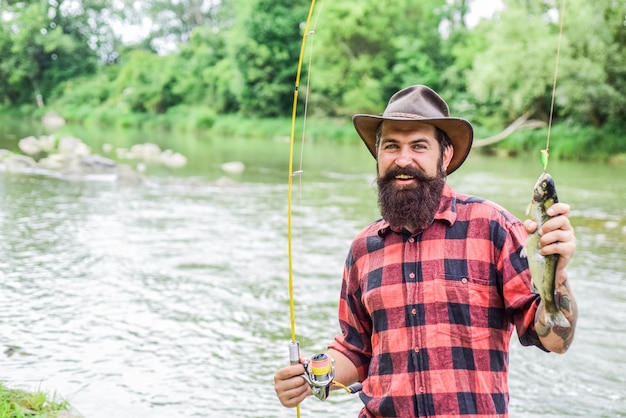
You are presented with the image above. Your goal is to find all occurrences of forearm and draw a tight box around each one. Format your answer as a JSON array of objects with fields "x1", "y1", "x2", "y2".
[{"x1": 537, "y1": 270, "x2": 578, "y2": 353}]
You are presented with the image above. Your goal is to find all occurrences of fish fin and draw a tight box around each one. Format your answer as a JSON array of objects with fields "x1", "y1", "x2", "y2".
[
  {"x1": 526, "y1": 201, "x2": 532, "y2": 216},
  {"x1": 530, "y1": 280, "x2": 539, "y2": 293},
  {"x1": 545, "y1": 310, "x2": 571, "y2": 329},
  {"x1": 520, "y1": 245, "x2": 528, "y2": 258}
]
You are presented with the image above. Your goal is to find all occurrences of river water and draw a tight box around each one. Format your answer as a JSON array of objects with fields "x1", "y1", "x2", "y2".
[{"x1": 0, "y1": 124, "x2": 625, "y2": 417}]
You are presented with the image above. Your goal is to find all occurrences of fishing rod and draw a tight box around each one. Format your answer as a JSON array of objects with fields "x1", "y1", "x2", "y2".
[
  {"x1": 286, "y1": 0, "x2": 316, "y2": 377},
  {"x1": 285, "y1": 2, "x2": 317, "y2": 417},
  {"x1": 285, "y1": 1, "x2": 361, "y2": 415}
]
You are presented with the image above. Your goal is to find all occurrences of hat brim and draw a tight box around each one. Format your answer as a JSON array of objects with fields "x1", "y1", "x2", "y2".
[{"x1": 352, "y1": 115, "x2": 474, "y2": 175}]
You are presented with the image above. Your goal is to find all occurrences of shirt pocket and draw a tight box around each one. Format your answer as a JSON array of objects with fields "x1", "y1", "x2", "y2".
[{"x1": 432, "y1": 275, "x2": 492, "y2": 344}]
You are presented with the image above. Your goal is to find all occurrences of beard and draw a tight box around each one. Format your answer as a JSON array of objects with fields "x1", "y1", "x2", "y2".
[{"x1": 376, "y1": 164, "x2": 446, "y2": 232}]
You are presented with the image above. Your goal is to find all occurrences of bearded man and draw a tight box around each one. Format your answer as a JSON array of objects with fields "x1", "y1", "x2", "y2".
[{"x1": 274, "y1": 85, "x2": 578, "y2": 417}]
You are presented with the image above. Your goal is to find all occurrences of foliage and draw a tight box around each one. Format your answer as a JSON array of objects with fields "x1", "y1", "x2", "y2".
[
  {"x1": 0, "y1": 0, "x2": 624, "y2": 158},
  {"x1": 555, "y1": 0, "x2": 626, "y2": 128},
  {"x1": 0, "y1": 0, "x2": 113, "y2": 107},
  {"x1": 232, "y1": 0, "x2": 310, "y2": 117},
  {"x1": 494, "y1": 122, "x2": 626, "y2": 162},
  {"x1": 466, "y1": 2, "x2": 559, "y2": 121},
  {"x1": 466, "y1": 0, "x2": 626, "y2": 132},
  {"x1": 114, "y1": 0, "x2": 224, "y2": 53},
  {"x1": 308, "y1": 0, "x2": 449, "y2": 116}
]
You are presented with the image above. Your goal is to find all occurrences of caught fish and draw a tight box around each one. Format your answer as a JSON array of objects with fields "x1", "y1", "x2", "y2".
[{"x1": 521, "y1": 172, "x2": 570, "y2": 328}]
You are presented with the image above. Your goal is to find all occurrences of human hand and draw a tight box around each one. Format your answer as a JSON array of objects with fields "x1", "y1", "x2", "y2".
[{"x1": 274, "y1": 363, "x2": 311, "y2": 408}]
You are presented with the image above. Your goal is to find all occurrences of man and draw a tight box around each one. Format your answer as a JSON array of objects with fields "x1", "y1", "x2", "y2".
[{"x1": 274, "y1": 85, "x2": 577, "y2": 417}]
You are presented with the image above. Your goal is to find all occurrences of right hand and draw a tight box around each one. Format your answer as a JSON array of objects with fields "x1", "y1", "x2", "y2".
[{"x1": 274, "y1": 363, "x2": 312, "y2": 407}]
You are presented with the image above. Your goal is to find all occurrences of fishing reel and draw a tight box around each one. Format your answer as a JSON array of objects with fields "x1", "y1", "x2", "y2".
[
  {"x1": 289, "y1": 342, "x2": 334, "y2": 401},
  {"x1": 288, "y1": 341, "x2": 362, "y2": 402},
  {"x1": 301, "y1": 353, "x2": 335, "y2": 401}
]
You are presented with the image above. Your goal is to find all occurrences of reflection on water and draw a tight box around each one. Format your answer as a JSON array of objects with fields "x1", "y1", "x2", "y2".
[{"x1": 0, "y1": 133, "x2": 625, "y2": 417}]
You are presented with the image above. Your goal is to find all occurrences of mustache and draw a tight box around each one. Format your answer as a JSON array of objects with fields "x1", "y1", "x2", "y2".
[{"x1": 379, "y1": 166, "x2": 436, "y2": 183}]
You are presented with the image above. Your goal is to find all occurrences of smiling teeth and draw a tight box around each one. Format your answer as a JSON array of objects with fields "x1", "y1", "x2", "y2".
[{"x1": 396, "y1": 174, "x2": 413, "y2": 179}]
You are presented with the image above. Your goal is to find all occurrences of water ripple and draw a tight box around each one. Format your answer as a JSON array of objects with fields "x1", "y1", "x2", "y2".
[{"x1": 0, "y1": 160, "x2": 624, "y2": 417}]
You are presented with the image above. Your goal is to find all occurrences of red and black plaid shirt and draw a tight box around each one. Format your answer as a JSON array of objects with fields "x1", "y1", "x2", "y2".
[{"x1": 329, "y1": 183, "x2": 543, "y2": 417}]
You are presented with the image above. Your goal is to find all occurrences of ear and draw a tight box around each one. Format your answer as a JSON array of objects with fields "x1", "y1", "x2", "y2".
[{"x1": 442, "y1": 144, "x2": 454, "y2": 171}]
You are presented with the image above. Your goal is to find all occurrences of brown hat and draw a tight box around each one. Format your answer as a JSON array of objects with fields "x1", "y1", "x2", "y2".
[{"x1": 352, "y1": 85, "x2": 473, "y2": 175}]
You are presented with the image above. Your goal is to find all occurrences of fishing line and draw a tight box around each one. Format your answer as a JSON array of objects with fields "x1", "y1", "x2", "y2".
[
  {"x1": 298, "y1": 0, "x2": 325, "y2": 173},
  {"x1": 543, "y1": 0, "x2": 567, "y2": 171}
]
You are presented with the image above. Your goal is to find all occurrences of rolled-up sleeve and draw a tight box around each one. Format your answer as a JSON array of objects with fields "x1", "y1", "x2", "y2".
[{"x1": 328, "y1": 246, "x2": 373, "y2": 381}]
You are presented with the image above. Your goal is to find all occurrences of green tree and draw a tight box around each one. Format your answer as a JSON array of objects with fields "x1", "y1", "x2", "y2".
[
  {"x1": 116, "y1": 0, "x2": 225, "y2": 53},
  {"x1": 0, "y1": 0, "x2": 113, "y2": 107},
  {"x1": 233, "y1": 0, "x2": 310, "y2": 117},
  {"x1": 50, "y1": 0, "x2": 238, "y2": 117},
  {"x1": 308, "y1": 0, "x2": 448, "y2": 116},
  {"x1": 110, "y1": 50, "x2": 180, "y2": 113},
  {"x1": 466, "y1": 0, "x2": 626, "y2": 128},
  {"x1": 604, "y1": 0, "x2": 626, "y2": 128},
  {"x1": 465, "y1": 2, "x2": 558, "y2": 122},
  {"x1": 168, "y1": 3, "x2": 239, "y2": 113},
  {"x1": 437, "y1": 0, "x2": 487, "y2": 109},
  {"x1": 0, "y1": 17, "x2": 16, "y2": 105},
  {"x1": 554, "y1": 0, "x2": 626, "y2": 128}
]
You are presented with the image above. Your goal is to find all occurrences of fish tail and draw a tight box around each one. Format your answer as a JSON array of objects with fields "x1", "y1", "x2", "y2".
[{"x1": 545, "y1": 309, "x2": 571, "y2": 329}]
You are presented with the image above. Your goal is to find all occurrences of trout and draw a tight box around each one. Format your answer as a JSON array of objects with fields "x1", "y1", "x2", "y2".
[{"x1": 521, "y1": 172, "x2": 570, "y2": 328}]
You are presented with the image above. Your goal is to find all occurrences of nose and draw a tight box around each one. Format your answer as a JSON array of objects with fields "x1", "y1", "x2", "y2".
[{"x1": 394, "y1": 147, "x2": 414, "y2": 168}]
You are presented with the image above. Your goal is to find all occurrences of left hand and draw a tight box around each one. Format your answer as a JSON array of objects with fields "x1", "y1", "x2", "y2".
[{"x1": 523, "y1": 202, "x2": 576, "y2": 270}]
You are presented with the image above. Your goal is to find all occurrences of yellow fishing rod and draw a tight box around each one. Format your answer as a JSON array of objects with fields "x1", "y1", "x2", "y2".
[
  {"x1": 286, "y1": 2, "x2": 317, "y2": 417},
  {"x1": 285, "y1": 2, "x2": 361, "y2": 415}
]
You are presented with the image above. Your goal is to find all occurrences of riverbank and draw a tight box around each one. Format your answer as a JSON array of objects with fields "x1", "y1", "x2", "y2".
[{"x1": 1, "y1": 111, "x2": 624, "y2": 164}]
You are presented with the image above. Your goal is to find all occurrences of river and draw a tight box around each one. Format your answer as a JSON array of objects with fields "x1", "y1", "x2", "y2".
[{"x1": 0, "y1": 123, "x2": 624, "y2": 417}]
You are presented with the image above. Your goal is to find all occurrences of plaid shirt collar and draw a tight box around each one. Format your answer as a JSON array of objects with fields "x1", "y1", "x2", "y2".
[{"x1": 376, "y1": 183, "x2": 457, "y2": 237}]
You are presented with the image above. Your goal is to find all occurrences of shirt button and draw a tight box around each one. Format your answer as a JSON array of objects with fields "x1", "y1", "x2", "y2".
[
  {"x1": 408, "y1": 237, "x2": 414, "y2": 243},
  {"x1": 419, "y1": 386, "x2": 425, "y2": 393},
  {"x1": 411, "y1": 308, "x2": 417, "y2": 315},
  {"x1": 409, "y1": 272, "x2": 415, "y2": 279},
  {"x1": 414, "y1": 347, "x2": 420, "y2": 353},
  {"x1": 461, "y1": 277, "x2": 468, "y2": 284}
]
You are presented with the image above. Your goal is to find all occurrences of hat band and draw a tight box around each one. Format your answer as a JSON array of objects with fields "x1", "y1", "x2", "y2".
[{"x1": 382, "y1": 112, "x2": 427, "y2": 119}]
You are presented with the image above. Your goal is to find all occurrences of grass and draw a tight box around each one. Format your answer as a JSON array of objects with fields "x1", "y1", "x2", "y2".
[{"x1": 0, "y1": 382, "x2": 73, "y2": 418}]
